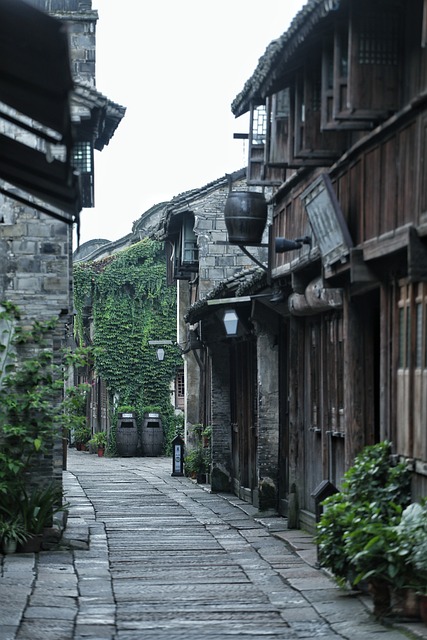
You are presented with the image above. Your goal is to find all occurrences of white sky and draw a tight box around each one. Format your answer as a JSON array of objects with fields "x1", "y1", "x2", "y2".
[{"x1": 77, "y1": 0, "x2": 306, "y2": 245}]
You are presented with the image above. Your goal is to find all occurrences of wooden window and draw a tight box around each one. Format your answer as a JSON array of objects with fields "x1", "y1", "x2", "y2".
[
  {"x1": 321, "y1": 27, "x2": 353, "y2": 129},
  {"x1": 180, "y1": 215, "x2": 198, "y2": 265},
  {"x1": 73, "y1": 141, "x2": 94, "y2": 208},
  {"x1": 173, "y1": 214, "x2": 199, "y2": 280},
  {"x1": 335, "y1": 25, "x2": 349, "y2": 117},
  {"x1": 321, "y1": 37, "x2": 335, "y2": 128},
  {"x1": 175, "y1": 369, "x2": 184, "y2": 410},
  {"x1": 306, "y1": 313, "x2": 344, "y2": 435},
  {"x1": 358, "y1": 12, "x2": 398, "y2": 65},
  {"x1": 268, "y1": 89, "x2": 290, "y2": 166},
  {"x1": 164, "y1": 213, "x2": 198, "y2": 282},
  {"x1": 248, "y1": 101, "x2": 287, "y2": 185},
  {"x1": 321, "y1": 2, "x2": 401, "y2": 130},
  {"x1": 290, "y1": 58, "x2": 346, "y2": 164},
  {"x1": 397, "y1": 283, "x2": 427, "y2": 460},
  {"x1": 293, "y1": 71, "x2": 305, "y2": 157},
  {"x1": 251, "y1": 105, "x2": 267, "y2": 145}
]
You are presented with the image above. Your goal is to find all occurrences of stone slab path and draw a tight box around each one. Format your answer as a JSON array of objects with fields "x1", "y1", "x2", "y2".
[{"x1": 1, "y1": 449, "x2": 427, "y2": 640}]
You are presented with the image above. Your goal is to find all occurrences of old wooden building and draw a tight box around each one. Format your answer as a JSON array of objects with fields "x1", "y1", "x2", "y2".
[{"x1": 181, "y1": 0, "x2": 427, "y2": 530}]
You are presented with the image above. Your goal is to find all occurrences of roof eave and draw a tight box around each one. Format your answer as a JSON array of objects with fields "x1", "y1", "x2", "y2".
[{"x1": 231, "y1": 0, "x2": 342, "y2": 118}]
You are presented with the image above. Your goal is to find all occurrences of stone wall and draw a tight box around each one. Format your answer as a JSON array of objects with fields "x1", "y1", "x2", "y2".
[
  {"x1": 210, "y1": 335, "x2": 233, "y2": 492},
  {"x1": 194, "y1": 176, "x2": 269, "y2": 297},
  {"x1": 253, "y1": 307, "x2": 281, "y2": 510},
  {"x1": 0, "y1": 0, "x2": 97, "y2": 491}
]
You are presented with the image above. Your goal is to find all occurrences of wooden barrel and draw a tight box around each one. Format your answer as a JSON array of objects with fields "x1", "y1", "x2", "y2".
[{"x1": 224, "y1": 191, "x2": 267, "y2": 245}]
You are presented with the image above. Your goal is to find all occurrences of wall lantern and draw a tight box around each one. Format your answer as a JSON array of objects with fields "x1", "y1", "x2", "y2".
[
  {"x1": 223, "y1": 309, "x2": 239, "y2": 337},
  {"x1": 275, "y1": 236, "x2": 311, "y2": 253},
  {"x1": 148, "y1": 339, "x2": 173, "y2": 361}
]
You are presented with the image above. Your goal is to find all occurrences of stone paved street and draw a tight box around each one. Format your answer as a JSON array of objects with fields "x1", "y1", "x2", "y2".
[{"x1": 1, "y1": 449, "x2": 427, "y2": 639}]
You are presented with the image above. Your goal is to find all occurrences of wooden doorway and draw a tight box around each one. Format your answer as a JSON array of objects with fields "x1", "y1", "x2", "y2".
[{"x1": 230, "y1": 340, "x2": 257, "y2": 502}]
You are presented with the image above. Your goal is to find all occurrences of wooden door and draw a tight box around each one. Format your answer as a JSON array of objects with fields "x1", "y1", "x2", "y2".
[
  {"x1": 302, "y1": 314, "x2": 345, "y2": 519},
  {"x1": 230, "y1": 340, "x2": 257, "y2": 501},
  {"x1": 278, "y1": 319, "x2": 290, "y2": 516}
]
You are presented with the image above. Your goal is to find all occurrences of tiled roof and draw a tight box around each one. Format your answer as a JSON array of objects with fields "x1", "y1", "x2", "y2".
[
  {"x1": 72, "y1": 82, "x2": 126, "y2": 150},
  {"x1": 231, "y1": 0, "x2": 340, "y2": 117},
  {"x1": 184, "y1": 266, "x2": 266, "y2": 324}
]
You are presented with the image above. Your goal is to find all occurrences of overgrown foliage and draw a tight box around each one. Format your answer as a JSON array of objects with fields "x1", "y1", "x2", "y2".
[
  {"x1": 73, "y1": 239, "x2": 182, "y2": 451},
  {"x1": 0, "y1": 303, "x2": 88, "y2": 545}
]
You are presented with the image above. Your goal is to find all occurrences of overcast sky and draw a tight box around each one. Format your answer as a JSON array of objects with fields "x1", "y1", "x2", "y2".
[{"x1": 77, "y1": 0, "x2": 306, "y2": 245}]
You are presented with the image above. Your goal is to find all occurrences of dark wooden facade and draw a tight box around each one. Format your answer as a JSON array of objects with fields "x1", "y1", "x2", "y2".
[{"x1": 227, "y1": 0, "x2": 427, "y2": 529}]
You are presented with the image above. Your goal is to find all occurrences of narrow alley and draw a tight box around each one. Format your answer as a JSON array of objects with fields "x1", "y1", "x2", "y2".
[{"x1": 1, "y1": 449, "x2": 425, "y2": 640}]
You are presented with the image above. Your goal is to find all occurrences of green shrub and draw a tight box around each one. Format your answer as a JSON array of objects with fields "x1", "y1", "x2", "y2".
[{"x1": 316, "y1": 441, "x2": 412, "y2": 589}]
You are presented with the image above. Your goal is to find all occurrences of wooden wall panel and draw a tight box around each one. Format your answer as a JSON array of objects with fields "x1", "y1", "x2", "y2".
[
  {"x1": 364, "y1": 148, "x2": 381, "y2": 239},
  {"x1": 397, "y1": 123, "x2": 417, "y2": 227},
  {"x1": 397, "y1": 371, "x2": 411, "y2": 457},
  {"x1": 414, "y1": 372, "x2": 427, "y2": 460},
  {"x1": 421, "y1": 117, "x2": 427, "y2": 216},
  {"x1": 380, "y1": 136, "x2": 398, "y2": 234},
  {"x1": 348, "y1": 160, "x2": 363, "y2": 245}
]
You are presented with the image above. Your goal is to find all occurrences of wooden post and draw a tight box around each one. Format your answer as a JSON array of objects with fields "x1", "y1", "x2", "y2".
[{"x1": 343, "y1": 289, "x2": 366, "y2": 469}]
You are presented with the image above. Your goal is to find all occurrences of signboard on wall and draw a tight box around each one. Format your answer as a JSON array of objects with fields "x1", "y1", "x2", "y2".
[{"x1": 300, "y1": 173, "x2": 353, "y2": 269}]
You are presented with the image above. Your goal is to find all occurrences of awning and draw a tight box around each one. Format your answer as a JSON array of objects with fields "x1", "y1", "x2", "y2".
[{"x1": 0, "y1": 0, "x2": 80, "y2": 222}]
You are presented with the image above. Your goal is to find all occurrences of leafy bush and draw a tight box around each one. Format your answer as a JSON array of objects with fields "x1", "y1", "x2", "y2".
[
  {"x1": 396, "y1": 500, "x2": 427, "y2": 593},
  {"x1": 0, "y1": 303, "x2": 89, "y2": 543},
  {"x1": 316, "y1": 441, "x2": 412, "y2": 589}
]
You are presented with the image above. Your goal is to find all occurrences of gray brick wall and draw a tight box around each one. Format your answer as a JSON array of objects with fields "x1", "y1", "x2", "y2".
[
  {"x1": 193, "y1": 178, "x2": 269, "y2": 299},
  {"x1": 210, "y1": 336, "x2": 233, "y2": 492},
  {"x1": 0, "y1": 0, "x2": 95, "y2": 493}
]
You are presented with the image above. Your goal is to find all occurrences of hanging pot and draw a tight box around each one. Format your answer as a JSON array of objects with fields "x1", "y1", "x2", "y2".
[{"x1": 224, "y1": 191, "x2": 267, "y2": 245}]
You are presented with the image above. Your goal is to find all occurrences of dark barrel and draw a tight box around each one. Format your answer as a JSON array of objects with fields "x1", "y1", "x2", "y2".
[
  {"x1": 116, "y1": 412, "x2": 138, "y2": 456},
  {"x1": 141, "y1": 412, "x2": 163, "y2": 456},
  {"x1": 224, "y1": 191, "x2": 268, "y2": 245}
]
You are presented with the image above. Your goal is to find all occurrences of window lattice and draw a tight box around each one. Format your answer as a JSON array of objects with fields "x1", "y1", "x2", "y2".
[
  {"x1": 359, "y1": 13, "x2": 399, "y2": 65},
  {"x1": 252, "y1": 105, "x2": 267, "y2": 145},
  {"x1": 73, "y1": 141, "x2": 92, "y2": 173},
  {"x1": 176, "y1": 371, "x2": 184, "y2": 398}
]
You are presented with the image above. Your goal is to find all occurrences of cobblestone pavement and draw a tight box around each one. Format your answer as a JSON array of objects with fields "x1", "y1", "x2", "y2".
[{"x1": 1, "y1": 449, "x2": 427, "y2": 640}]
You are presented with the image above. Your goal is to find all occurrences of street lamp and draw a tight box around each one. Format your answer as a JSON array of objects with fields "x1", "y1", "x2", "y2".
[
  {"x1": 223, "y1": 309, "x2": 239, "y2": 337},
  {"x1": 148, "y1": 340, "x2": 172, "y2": 361}
]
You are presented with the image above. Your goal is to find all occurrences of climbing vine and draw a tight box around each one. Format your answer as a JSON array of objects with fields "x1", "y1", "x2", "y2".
[{"x1": 73, "y1": 239, "x2": 182, "y2": 451}]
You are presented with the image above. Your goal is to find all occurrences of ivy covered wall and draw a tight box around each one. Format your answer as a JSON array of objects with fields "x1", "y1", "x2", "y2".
[{"x1": 73, "y1": 239, "x2": 182, "y2": 450}]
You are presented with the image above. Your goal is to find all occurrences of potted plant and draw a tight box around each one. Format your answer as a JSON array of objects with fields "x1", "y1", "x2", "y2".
[
  {"x1": 0, "y1": 517, "x2": 29, "y2": 554},
  {"x1": 117, "y1": 405, "x2": 136, "y2": 419},
  {"x1": 16, "y1": 483, "x2": 69, "y2": 552},
  {"x1": 344, "y1": 502, "x2": 408, "y2": 617},
  {"x1": 316, "y1": 441, "x2": 412, "y2": 618},
  {"x1": 184, "y1": 444, "x2": 210, "y2": 483},
  {"x1": 90, "y1": 431, "x2": 108, "y2": 456},
  {"x1": 73, "y1": 425, "x2": 91, "y2": 451}
]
